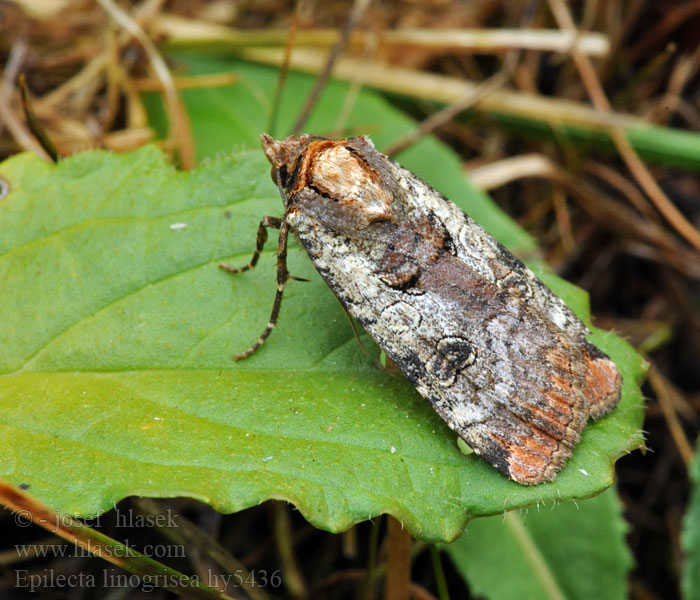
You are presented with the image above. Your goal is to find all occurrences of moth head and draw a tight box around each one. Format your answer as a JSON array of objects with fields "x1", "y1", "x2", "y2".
[
  {"x1": 262, "y1": 133, "x2": 311, "y2": 175},
  {"x1": 261, "y1": 133, "x2": 318, "y2": 206}
]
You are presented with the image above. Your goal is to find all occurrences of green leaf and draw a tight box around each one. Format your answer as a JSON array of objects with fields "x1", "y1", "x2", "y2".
[
  {"x1": 0, "y1": 58, "x2": 645, "y2": 542},
  {"x1": 682, "y1": 444, "x2": 700, "y2": 599},
  {"x1": 444, "y1": 487, "x2": 633, "y2": 600}
]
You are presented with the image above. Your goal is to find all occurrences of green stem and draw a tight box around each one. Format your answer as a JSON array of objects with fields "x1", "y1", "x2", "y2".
[
  {"x1": 504, "y1": 512, "x2": 566, "y2": 600},
  {"x1": 430, "y1": 545, "x2": 450, "y2": 600}
]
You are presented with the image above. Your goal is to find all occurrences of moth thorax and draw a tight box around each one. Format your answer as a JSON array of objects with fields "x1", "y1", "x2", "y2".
[{"x1": 310, "y1": 144, "x2": 392, "y2": 221}]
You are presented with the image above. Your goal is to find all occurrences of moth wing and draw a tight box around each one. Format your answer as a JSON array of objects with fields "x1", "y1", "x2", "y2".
[
  {"x1": 347, "y1": 136, "x2": 621, "y2": 423},
  {"x1": 346, "y1": 137, "x2": 586, "y2": 341},
  {"x1": 285, "y1": 137, "x2": 620, "y2": 484},
  {"x1": 291, "y1": 208, "x2": 586, "y2": 484}
]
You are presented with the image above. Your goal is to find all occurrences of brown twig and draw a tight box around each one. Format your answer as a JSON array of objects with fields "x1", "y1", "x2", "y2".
[{"x1": 385, "y1": 517, "x2": 412, "y2": 600}]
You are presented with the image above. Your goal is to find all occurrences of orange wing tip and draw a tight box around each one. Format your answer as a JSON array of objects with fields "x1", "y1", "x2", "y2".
[
  {"x1": 583, "y1": 350, "x2": 622, "y2": 420},
  {"x1": 504, "y1": 352, "x2": 622, "y2": 485},
  {"x1": 502, "y1": 426, "x2": 582, "y2": 485}
]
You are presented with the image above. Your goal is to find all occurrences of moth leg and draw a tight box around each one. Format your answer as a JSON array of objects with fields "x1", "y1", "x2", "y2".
[
  {"x1": 233, "y1": 220, "x2": 291, "y2": 361},
  {"x1": 219, "y1": 216, "x2": 283, "y2": 274}
]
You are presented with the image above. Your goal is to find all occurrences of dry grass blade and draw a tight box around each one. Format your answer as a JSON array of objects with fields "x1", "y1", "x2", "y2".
[
  {"x1": 155, "y1": 17, "x2": 609, "y2": 55},
  {"x1": 467, "y1": 154, "x2": 560, "y2": 190},
  {"x1": 0, "y1": 39, "x2": 51, "y2": 160},
  {"x1": 468, "y1": 153, "x2": 700, "y2": 279},
  {"x1": 272, "y1": 503, "x2": 307, "y2": 599},
  {"x1": 0, "y1": 483, "x2": 237, "y2": 600},
  {"x1": 627, "y1": 1, "x2": 700, "y2": 64},
  {"x1": 377, "y1": 28, "x2": 609, "y2": 55},
  {"x1": 240, "y1": 47, "x2": 652, "y2": 130},
  {"x1": 547, "y1": 0, "x2": 700, "y2": 255},
  {"x1": 132, "y1": 498, "x2": 271, "y2": 600},
  {"x1": 18, "y1": 73, "x2": 59, "y2": 161},
  {"x1": 130, "y1": 72, "x2": 238, "y2": 91},
  {"x1": 582, "y1": 160, "x2": 661, "y2": 223},
  {"x1": 382, "y1": 56, "x2": 514, "y2": 157},
  {"x1": 268, "y1": 0, "x2": 302, "y2": 137},
  {"x1": 34, "y1": 53, "x2": 109, "y2": 110},
  {"x1": 648, "y1": 367, "x2": 694, "y2": 467},
  {"x1": 289, "y1": 0, "x2": 371, "y2": 135},
  {"x1": 97, "y1": 0, "x2": 196, "y2": 169}
]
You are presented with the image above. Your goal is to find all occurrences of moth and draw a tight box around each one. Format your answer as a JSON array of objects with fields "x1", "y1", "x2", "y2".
[{"x1": 221, "y1": 133, "x2": 622, "y2": 485}]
